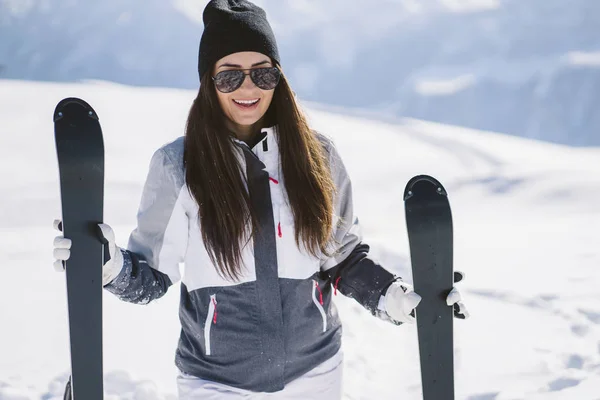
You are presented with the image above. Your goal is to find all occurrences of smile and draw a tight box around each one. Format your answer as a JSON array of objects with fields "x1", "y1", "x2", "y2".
[{"x1": 232, "y1": 98, "x2": 260, "y2": 109}]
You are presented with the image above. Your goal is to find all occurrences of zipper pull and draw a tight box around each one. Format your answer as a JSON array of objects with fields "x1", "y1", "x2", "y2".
[
  {"x1": 212, "y1": 297, "x2": 218, "y2": 324},
  {"x1": 315, "y1": 281, "x2": 324, "y2": 305}
]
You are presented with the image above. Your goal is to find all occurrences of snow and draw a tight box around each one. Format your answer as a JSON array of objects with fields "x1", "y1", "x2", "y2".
[
  {"x1": 1, "y1": 79, "x2": 599, "y2": 399},
  {"x1": 438, "y1": 0, "x2": 500, "y2": 14},
  {"x1": 565, "y1": 51, "x2": 600, "y2": 68},
  {"x1": 414, "y1": 74, "x2": 477, "y2": 96}
]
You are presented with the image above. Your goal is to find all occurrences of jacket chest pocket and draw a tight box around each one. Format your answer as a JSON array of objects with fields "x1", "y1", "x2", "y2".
[
  {"x1": 204, "y1": 294, "x2": 217, "y2": 356},
  {"x1": 312, "y1": 280, "x2": 327, "y2": 333}
]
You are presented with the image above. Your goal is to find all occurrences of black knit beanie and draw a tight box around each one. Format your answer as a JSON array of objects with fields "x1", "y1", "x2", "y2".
[{"x1": 198, "y1": 0, "x2": 281, "y2": 80}]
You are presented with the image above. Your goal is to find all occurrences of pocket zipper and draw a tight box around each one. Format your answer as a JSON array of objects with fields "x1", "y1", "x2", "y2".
[
  {"x1": 204, "y1": 294, "x2": 217, "y2": 355},
  {"x1": 312, "y1": 280, "x2": 327, "y2": 332}
]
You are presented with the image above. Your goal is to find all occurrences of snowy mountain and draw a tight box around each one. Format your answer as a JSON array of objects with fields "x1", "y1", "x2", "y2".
[
  {"x1": 2, "y1": 0, "x2": 599, "y2": 146},
  {"x1": 0, "y1": 0, "x2": 200, "y2": 87},
  {"x1": 1, "y1": 79, "x2": 599, "y2": 399}
]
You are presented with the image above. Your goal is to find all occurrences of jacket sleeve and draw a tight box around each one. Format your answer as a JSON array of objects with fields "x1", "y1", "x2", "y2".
[
  {"x1": 319, "y1": 136, "x2": 403, "y2": 325},
  {"x1": 104, "y1": 147, "x2": 189, "y2": 305}
]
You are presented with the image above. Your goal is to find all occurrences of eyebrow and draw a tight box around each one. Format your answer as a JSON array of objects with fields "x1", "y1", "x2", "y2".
[{"x1": 217, "y1": 60, "x2": 271, "y2": 69}]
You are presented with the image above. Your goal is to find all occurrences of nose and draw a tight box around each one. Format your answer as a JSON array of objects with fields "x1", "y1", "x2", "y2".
[{"x1": 240, "y1": 73, "x2": 256, "y2": 90}]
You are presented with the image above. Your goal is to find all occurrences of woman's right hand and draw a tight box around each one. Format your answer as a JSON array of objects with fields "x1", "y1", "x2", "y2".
[{"x1": 53, "y1": 219, "x2": 124, "y2": 286}]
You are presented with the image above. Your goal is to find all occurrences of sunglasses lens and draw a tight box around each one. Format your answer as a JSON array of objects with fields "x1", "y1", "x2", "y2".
[
  {"x1": 251, "y1": 67, "x2": 281, "y2": 90},
  {"x1": 213, "y1": 70, "x2": 245, "y2": 93}
]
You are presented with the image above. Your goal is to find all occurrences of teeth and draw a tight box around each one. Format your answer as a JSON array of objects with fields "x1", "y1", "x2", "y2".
[{"x1": 234, "y1": 99, "x2": 259, "y2": 105}]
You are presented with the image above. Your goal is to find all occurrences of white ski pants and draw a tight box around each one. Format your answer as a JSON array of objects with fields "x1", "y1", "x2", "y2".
[{"x1": 177, "y1": 349, "x2": 344, "y2": 399}]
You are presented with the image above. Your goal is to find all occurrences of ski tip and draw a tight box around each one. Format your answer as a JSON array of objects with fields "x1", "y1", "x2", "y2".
[
  {"x1": 53, "y1": 97, "x2": 99, "y2": 122},
  {"x1": 63, "y1": 375, "x2": 72, "y2": 400},
  {"x1": 403, "y1": 175, "x2": 447, "y2": 200}
]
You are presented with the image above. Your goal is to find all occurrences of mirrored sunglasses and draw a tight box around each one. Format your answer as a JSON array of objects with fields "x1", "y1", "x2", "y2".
[{"x1": 212, "y1": 67, "x2": 281, "y2": 93}]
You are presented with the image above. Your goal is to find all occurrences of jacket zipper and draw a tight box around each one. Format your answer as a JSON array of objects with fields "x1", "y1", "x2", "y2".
[
  {"x1": 204, "y1": 294, "x2": 217, "y2": 355},
  {"x1": 312, "y1": 280, "x2": 327, "y2": 332}
]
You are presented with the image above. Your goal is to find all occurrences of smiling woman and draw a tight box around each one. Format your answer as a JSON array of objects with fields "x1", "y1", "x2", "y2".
[{"x1": 51, "y1": 0, "x2": 468, "y2": 399}]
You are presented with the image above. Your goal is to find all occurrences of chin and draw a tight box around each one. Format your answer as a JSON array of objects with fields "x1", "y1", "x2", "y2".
[{"x1": 233, "y1": 114, "x2": 264, "y2": 126}]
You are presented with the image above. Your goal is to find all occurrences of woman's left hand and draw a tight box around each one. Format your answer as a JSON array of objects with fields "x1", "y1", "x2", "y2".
[
  {"x1": 447, "y1": 271, "x2": 470, "y2": 319},
  {"x1": 384, "y1": 270, "x2": 470, "y2": 324}
]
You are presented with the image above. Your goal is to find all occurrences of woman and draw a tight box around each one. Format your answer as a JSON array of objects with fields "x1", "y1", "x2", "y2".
[{"x1": 53, "y1": 0, "x2": 468, "y2": 398}]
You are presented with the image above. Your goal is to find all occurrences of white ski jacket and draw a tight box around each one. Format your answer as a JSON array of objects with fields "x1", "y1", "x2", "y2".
[{"x1": 104, "y1": 126, "x2": 403, "y2": 393}]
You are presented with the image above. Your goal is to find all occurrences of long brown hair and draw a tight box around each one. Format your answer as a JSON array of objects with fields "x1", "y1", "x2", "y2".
[{"x1": 183, "y1": 63, "x2": 337, "y2": 282}]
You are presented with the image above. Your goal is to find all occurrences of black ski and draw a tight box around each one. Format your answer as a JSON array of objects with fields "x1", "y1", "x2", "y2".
[
  {"x1": 404, "y1": 175, "x2": 454, "y2": 400},
  {"x1": 54, "y1": 97, "x2": 105, "y2": 400}
]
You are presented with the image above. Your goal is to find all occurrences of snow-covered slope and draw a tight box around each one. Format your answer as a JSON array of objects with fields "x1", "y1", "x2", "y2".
[
  {"x1": 1, "y1": 0, "x2": 599, "y2": 146},
  {"x1": 1, "y1": 79, "x2": 599, "y2": 399}
]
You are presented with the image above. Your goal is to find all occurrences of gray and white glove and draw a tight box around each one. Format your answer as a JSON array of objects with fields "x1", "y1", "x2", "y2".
[
  {"x1": 382, "y1": 271, "x2": 470, "y2": 324},
  {"x1": 53, "y1": 219, "x2": 124, "y2": 286}
]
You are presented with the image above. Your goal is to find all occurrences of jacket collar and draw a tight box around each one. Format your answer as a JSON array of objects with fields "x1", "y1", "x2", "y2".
[{"x1": 230, "y1": 126, "x2": 277, "y2": 153}]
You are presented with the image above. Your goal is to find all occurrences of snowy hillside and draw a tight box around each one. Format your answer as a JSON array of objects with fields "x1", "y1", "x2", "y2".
[
  {"x1": 1, "y1": 79, "x2": 599, "y2": 399},
  {"x1": 1, "y1": 0, "x2": 600, "y2": 146}
]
